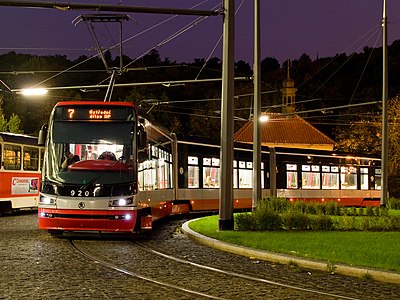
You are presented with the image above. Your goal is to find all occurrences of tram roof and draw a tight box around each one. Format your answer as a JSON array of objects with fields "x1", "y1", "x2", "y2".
[{"x1": 0, "y1": 132, "x2": 38, "y2": 145}]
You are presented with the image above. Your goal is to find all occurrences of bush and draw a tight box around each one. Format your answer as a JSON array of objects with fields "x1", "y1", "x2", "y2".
[
  {"x1": 234, "y1": 198, "x2": 400, "y2": 232},
  {"x1": 282, "y1": 210, "x2": 309, "y2": 230},
  {"x1": 254, "y1": 208, "x2": 282, "y2": 231},
  {"x1": 365, "y1": 206, "x2": 374, "y2": 216},
  {"x1": 387, "y1": 198, "x2": 400, "y2": 210},
  {"x1": 235, "y1": 213, "x2": 256, "y2": 231},
  {"x1": 336, "y1": 216, "x2": 357, "y2": 230},
  {"x1": 310, "y1": 214, "x2": 334, "y2": 231},
  {"x1": 325, "y1": 201, "x2": 340, "y2": 216}
]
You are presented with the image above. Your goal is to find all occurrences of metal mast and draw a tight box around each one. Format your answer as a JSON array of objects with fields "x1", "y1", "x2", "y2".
[
  {"x1": 381, "y1": 0, "x2": 388, "y2": 206},
  {"x1": 219, "y1": 0, "x2": 235, "y2": 231},
  {"x1": 252, "y1": 0, "x2": 261, "y2": 209}
]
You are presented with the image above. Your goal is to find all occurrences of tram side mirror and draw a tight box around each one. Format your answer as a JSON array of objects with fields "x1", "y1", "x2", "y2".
[
  {"x1": 38, "y1": 124, "x2": 48, "y2": 146},
  {"x1": 138, "y1": 123, "x2": 147, "y2": 150}
]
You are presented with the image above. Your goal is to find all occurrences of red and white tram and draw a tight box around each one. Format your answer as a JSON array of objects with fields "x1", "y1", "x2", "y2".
[
  {"x1": 38, "y1": 100, "x2": 381, "y2": 235},
  {"x1": 0, "y1": 132, "x2": 43, "y2": 214}
]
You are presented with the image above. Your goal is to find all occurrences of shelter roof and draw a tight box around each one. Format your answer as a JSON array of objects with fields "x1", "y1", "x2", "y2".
[{"x1": 233, "y1": 113, "x2": 336, "y2": 151}]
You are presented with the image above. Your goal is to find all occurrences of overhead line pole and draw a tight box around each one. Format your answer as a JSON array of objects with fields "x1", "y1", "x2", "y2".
[
  {"x1": 381, "y1": 0, "x2": 389, "y2": 206},
  {"x1": 252, "y1": 0, "x2": 261, "y2": 210},
  {"x1": 0, "y1": 1, "x2": 220, "y2": 16},
  {"x1": 219, "y1": 0, "x2": 235, "y2": 231}
]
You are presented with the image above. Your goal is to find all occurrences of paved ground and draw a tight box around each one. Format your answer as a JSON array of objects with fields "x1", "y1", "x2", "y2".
[{"x1": 1, "y1": 211, "x2": 400, "y2": 299}]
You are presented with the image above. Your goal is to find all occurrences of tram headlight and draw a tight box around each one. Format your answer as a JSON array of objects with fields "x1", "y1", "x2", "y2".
[
  {"x1": 109, "y1": 197, "x2": 133, "y2": 207},
  {"x1": 40, "y1": 196, "x2": 56, "y2": 205}
]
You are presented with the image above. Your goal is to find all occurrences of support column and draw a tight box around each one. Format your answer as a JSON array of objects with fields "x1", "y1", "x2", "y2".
[{"x1": 219, "y1": 0, "x2": 235, "y2": 231}]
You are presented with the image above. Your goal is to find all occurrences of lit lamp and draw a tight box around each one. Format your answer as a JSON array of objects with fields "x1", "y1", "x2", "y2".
[
  {"x1": 260, "y1": 114, "x2": 269, "y2": 122},
  {"x1": 19, "y1": 88, "x2": 48, "y2": 96}
]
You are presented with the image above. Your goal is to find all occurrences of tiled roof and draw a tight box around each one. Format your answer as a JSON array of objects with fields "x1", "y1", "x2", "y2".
[{"x1": 234, "y1": 113, "x2": 336, "y2": 150}]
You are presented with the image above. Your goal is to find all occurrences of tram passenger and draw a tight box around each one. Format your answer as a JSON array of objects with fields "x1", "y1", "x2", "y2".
[
  {"x1": 99, "y1": 151, "x2": 117, "y2": 161},
  {"x1": 61, "y1": 150, "x2": 80, "y2": 170}
]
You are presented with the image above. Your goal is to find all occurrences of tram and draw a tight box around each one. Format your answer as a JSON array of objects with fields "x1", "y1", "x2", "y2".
[
  {"x1": 138, "y1": 135, "x2": 381, "y2": 214},
  {"x1": 0, "y1": 132, "x2": 43, "y2": 214},
  {"x1": 38, "y1": 100, "x2": 381, "y2": 234}
]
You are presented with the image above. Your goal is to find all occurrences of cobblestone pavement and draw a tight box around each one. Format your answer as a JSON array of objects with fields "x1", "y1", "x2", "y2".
[{"x1": 1, "y1": 211, "x2": 400, "y2": 299}]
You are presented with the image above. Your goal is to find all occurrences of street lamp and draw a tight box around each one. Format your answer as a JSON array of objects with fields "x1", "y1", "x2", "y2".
[{"x1": 19, "y1": 88, "x2": 48, "y2": 96}]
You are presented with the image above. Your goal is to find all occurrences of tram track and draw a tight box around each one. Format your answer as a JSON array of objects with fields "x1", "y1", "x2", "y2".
[
  {"x1": 134, "y1": 241, "x2": 360, "y2": 300},
  {"x1": 69, "y1": 239, "x2": 225, "y2": 299},
  {"x1": 69, "y1": 236, "x2": 360, "y2": 300}
]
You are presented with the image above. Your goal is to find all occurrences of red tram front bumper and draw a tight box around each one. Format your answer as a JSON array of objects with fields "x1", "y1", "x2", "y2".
[{"x1": 38, "y1": 208, "x2": 137, "y2": 232}]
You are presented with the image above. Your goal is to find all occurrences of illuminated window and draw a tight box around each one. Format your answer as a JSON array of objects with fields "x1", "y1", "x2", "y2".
[
  {"x1": 340, "y1": 166, "x2": 357, "y2": 190},
  {"x1": 360, "y1": 167, "x2": 369, "y2": 190},
  {"x1": 374, "y1": 169, "x2": 382, "y2": 190},
  {"x1": 302, "y1": 165, "x2": 320, "y2": 189},
  {"x1": 286, "y1": 164, "x2": 298, "y2": 189},
  {"x1": 3, "y1": 144, "x2": 21, "y2": 170},
  {"x1": 203, "y1": 157, "x2": 220, "y2": 188},
  {"x1": 188, "y1": 156, "x2": 199, "y2": 188},
  {"x1": 23, "y1": 146, "x2": 39, "y2": 171},
  {"x1": 238, "y1": 161, "x2": 252, "y2": 188},
  {"x1": 322, "y1": 165, "x2": 339, "y2": 189}
]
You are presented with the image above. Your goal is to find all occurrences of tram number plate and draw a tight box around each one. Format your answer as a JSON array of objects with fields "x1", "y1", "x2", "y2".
[{"x1": 70, "y1": 190, "x2": 92, "y2": 197}]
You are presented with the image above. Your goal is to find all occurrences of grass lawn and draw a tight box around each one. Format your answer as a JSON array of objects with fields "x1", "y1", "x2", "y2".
[{"x1": 188, "y1": 214, "x2": 400, "y2": 272}]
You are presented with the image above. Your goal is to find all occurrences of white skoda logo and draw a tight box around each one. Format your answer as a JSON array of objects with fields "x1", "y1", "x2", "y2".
[{"x1": 78, "y1": 202, "x2": 85, "y2": 209}]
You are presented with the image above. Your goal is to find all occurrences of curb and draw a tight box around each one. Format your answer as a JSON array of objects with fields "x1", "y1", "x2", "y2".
[{"x1": 181, "y1": 219, "x2": 400, "y2": 285}]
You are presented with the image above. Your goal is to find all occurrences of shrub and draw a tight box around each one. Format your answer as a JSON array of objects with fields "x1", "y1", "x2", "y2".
[
  {"x1": 337, "y1": 216, "x2": 357, "y2": 230},
  {"x1": 254, "y1": 208, "x2": 282, "y2": 231},
  {"x1": 325, "y1": 201, "x2": 340, "y2": 216},
  {"x1": 387, "y1": 198, "x2": 400, "y2": 210},
  {"x1": 282, "y1": 210, "x2": 309, "y2": 230},
  {"x1": 235, "y1": 213, "x2": 256, "y2": 231},
  {"x1": 310, "y1": 214, "x2": 334, "y2": 231},
  {"x1": 365, "y1": 206, "x2": 374, "y2": 216}
]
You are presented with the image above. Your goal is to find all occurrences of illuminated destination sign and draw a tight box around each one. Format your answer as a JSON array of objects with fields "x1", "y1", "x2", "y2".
[
  {"x1": 87, "y1": 109, "x2": 111, "y2": 119},
  {"x1": 55, "y1": 106, "x2": 133, "y2": 121}
]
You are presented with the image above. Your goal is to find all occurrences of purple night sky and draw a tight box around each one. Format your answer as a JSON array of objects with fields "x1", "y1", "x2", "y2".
[{"x1": 0, "y1": 0, "x2": 399, "y2": 64}]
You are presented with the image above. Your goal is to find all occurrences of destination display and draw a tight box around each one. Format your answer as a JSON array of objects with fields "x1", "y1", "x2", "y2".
[{"x1": 54, "y1": 106, "x2": 132, "y2": 121}]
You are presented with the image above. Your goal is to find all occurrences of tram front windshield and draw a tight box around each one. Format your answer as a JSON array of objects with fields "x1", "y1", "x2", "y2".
[{"x1": 45, "y1": 121, "x2": 136, "y2": 186}]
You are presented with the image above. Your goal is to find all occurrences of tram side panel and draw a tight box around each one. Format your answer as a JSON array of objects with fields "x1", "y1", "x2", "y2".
[{"x1": 0, "y1": 134, "x2": 42, "y2": 213}]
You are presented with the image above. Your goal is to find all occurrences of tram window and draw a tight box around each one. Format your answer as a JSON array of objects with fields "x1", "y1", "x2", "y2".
[
  {"x1": 374, "y1": 169, "x2": 382, "y2": 190},
  {"x1": 23, "y1": 146, "x2": 39, "y2": 171},
  {"x1": 302, "y1": 165, "x2": 320, "y2": 189},
  {"x1": 188, "y1": 156, "x2": 199, "y2": 188},
  {"x1": 203, "y1": 158, "x2": 220, "y2": 188},
  {"x1": 157, "y1": 158, "x2": 167, "y2": 189},
  {"x1": 138, "y1": 163, "x2": 144, "y2": 191},
  {"x1": 322, "y1": 166, "x2": 339, "y2": 189},
  {"x1": 286, "y1": 164, "x2": 298, "y2": 189},
  {"x1": 142, "y1": 160, "x2": 156, "y2": 190},
  {"x1": 238, "y1": 161, "x2": 252, "y2": 188},
  {"x1": 3, "y1": 144, "x2": 21, "y2": 170},
  {"x1": 233, "y1": 160, "x2": 238, "y2": 188},
  {"x1": 360, "y1": 167, "x2": 369, "y2": 190},
  {"x1": 40, "y1": 149, "x2": 44, "y2": 170},
  {"x1": 340, "y1": 166, "x2": 357, "y2": 190}
]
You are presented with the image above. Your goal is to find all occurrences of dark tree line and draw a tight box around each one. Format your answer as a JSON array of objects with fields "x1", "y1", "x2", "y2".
[{"x1": 1, "y1": 40, "x2": 400, "y2": 144}]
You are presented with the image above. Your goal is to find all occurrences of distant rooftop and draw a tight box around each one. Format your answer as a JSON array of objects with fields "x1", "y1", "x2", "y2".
[{"x1": 233, "y1": 113, "x2": 336, "y2": 151}]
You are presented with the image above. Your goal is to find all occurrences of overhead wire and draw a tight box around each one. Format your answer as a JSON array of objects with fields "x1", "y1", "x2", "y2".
[
  {"x1": 195, "y1": 0, "x2": 245, "y2": 80},
  {"x1": 348, "y1": 32, "x2": 381, "y2": 105},
  {"x1": 24, "y1": 0, "x2": 220, "y2": 88}
]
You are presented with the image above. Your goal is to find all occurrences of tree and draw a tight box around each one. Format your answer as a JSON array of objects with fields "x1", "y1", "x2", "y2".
[{"x1": 7, "y1": 113, "x2": 23, "y2": 134}]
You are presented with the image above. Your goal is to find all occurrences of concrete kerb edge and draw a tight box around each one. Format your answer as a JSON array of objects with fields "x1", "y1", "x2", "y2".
[{"x1": 181, "y1": 219, "x2": 400, "y2": 285}]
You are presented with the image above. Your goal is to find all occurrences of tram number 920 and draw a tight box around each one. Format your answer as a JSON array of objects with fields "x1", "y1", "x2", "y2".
[{"x1": 71, "y1": 190, "x2": 92, "y2": 197}]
